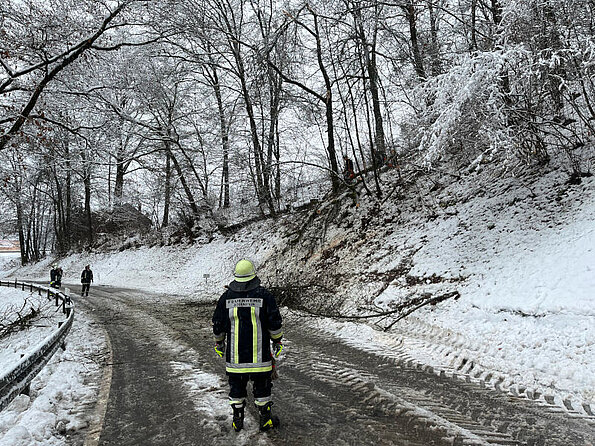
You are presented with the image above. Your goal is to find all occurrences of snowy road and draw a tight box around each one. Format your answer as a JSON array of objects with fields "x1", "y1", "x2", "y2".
[{"x1": 78, "y1": 286, "x2": 595, "y2": 446}]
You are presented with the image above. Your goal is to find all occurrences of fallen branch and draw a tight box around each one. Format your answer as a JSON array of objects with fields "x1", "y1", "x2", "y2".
[
  {"x1": 383, "y1": 291, "x2": 460, "y2": 331},
  {"x1": 284, "y1": 290, "x2": 460, "y2": 325},
  {"x1": 0, "y1": 299, "x2": 41, "y2": 339},
  {"x1": 327, "y1": 291, "x2": 459, "y2": 322}
]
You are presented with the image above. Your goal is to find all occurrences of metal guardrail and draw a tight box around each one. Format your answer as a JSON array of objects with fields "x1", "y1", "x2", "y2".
[{"x1": 0, "y1": 279, "x2": 74, "y2": 412}]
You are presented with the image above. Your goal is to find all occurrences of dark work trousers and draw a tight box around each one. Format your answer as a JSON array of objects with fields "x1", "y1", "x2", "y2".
[
  {"x1": 228, "y1": 373, "x2": 272, "y2": 404},
  {"x1": 81, "y1": 283, "x2": 91, "y2": 296}
]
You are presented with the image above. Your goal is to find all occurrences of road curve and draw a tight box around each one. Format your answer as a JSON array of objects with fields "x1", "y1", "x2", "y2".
[{"x1": 76, "y1": 286, "x2": 595, "y2": 446}]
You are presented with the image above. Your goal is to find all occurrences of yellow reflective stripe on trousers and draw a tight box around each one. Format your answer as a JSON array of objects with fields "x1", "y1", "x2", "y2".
[
  {"x1": 233, "y1": 307, "x2": 239, "y2": 364},
  {"x1": 251, "y1": 307, "x2": 258, "y2": 363},
  {"x1": 226, "y1": 366, "x2": 273, "y2": 373}
]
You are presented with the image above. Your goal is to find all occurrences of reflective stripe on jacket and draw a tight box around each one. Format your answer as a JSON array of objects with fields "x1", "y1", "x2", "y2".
[{"x1": 212, "y1": 277, "x2": 283, "y2": 374}]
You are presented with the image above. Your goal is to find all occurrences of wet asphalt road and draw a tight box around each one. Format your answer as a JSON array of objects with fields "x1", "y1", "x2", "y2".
[{"x1": 75, "y1": 285, "x2": 595, "y2": 446}]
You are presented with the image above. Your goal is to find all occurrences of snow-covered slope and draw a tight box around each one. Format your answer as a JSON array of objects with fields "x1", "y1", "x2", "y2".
[{"x1": 3, "y1": 166, "x2": 594, "y2": 412}]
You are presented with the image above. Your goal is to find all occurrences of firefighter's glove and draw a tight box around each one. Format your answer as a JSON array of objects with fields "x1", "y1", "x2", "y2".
[
  {"x1": 214, "y1": 341, "x2": 225, "y2": 358},
  {"x1": 272, "y1": 341, "x2": 283, "y2": 359}
]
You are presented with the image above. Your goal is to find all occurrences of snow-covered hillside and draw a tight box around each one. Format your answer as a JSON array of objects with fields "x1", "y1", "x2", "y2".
[{"x1": 3, "y1": 166, "x2": 594, "y2": 413}]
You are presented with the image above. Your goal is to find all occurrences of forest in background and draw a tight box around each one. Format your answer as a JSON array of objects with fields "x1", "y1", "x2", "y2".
[{"x1": 1, "y1": 0, "x2": 594, "y2": 264}]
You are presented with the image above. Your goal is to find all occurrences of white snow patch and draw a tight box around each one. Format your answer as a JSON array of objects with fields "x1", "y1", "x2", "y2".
[
  {"x1": 0, "y1": 287, "x2": 63, "y2": 376},
  {"x1": 0, "y1": 298, "x2": 106, "y2": 445}
]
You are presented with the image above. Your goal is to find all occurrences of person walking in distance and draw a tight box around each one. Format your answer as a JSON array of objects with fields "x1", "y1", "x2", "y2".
[
  {"x1": 212, "y1": 259, "x2": 284, "y2": 432},
  {"x1": 81, "y1": 265, "x2": 93, "y2": 296},
  {"x1": 50, "y1": 264, "x2": 63, "y2": 288},
  {"x1": 50, "y1": 264, "x2": 58, "y2": 288}
]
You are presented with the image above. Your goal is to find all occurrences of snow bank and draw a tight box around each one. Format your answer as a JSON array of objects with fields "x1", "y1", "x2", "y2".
[
  {"x1": 370, "y1": 173, "x2": 595, "y2": 408},
  {"x1": 408, "y1": 187, "x2": 595, "y2": 316},
  {"x1": 0, "y1": 288, "x2": 105, "y2": 445},
  {"x1": 7, "y1": 221, "x2": 285, "y2": 300},
  {"x1": 0, "y1": 253, "x2": 20, "y2": 277},
  {"x1": 0, "y1": 287, "x2": 62, "y2": 376}
]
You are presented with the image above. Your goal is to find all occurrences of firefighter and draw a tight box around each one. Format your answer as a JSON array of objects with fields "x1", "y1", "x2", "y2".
[
  {"x1": 212, "y1": 259, "x2": 283, "y2": 432},
  {"x1": 81, "y1": 265, "x2": 93, "y2": 296},
  {"x1": 50, "y1": 264, "x2": 63, "y2": 288}
]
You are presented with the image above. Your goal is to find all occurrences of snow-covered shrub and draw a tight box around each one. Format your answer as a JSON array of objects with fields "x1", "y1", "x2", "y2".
[
  {"x1": 94, "y1": 203, "x2": 152, "y2": 235},
  {"x1": 408, "y1": 42, "x2": 595, "y2": 176},
  {"x1": 401, "y1": 0, "x2": 595, "y2": 176},
  {"x1": 408, "y1": 49, "x2": 517, "y2": 167}
]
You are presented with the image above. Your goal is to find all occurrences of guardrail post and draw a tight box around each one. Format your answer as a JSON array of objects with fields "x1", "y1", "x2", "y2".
[
  {"x1": 14, "y1": 278, "x2": 17, "y2": 288},
  {"x1": 47, "y1": 289, "x2": 50, "y2": 299},
  {"x1": 29, "y1": 284, "x2": 33, "y2": 292},
  {"x1": 55, "y1": 294, "x2": 59, "y2": 307},
  {"x1": 21, "y1": 282, "x2": 25, "y2": 291}
]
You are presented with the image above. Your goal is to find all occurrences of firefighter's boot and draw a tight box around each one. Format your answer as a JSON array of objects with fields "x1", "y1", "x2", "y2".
[
  {"x1": 232, "y1": 401, "x2": 245, "y2": 432},
  {"x1": 258, "y1": 402, "x2": 280, "y2": 431}
]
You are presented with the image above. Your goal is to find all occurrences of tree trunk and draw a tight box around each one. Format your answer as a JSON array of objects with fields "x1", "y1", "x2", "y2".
[
  {"x1": 232, "y1": 39, "x2": 276, "y2": 215},
  {"x1": 274, "y1": 116, "x2": 281, "y2": 203},
  {"x1": 491, "y1": 0, "x2": 503, "y2": 27},
  {"x1": 16, "y1": 200, "x2": 27, "y2": 265},
  {"x1": 209, "y1": 64, "x2": 230, "y2": 209},
  {"x1": 162, "y1": 150, "x2": 171, "y2": 228},
  {"x1": 266, "y1": 73, "x2": 282, "y2": 203},
  {"x1": 353, "y1": 4, "x2": 384, "y2": 198},
  {"x1": 310, "y1": 8, "x2": 340, "y2": 193},
  {"x1": 470, "y1": 0, "x2": 478, "y2": 52},
  {"x1": 404, "y1": 2, "x2": 426, "y2": 79},
  {"x1": 114, "y1": 136, "x2": 126, "y2": 204},
  {"x1": 84, "y1": 172, "x2": 93, "y2": 247},
  {"x1": 165, "y1": 139, "x2": 200, "y2": 220},
  {"x1": 53, "y1": 172, "x2": 67, "y2": 254},
  {"x1": 65, "y1": 140, "x2": 71, "y2": 250},
  {"x1": 427, "y1": 0, "x2": 441, "y2": 76},
  {"x1": 114, "y1": 159, "x2": 125, "y2": 204}
]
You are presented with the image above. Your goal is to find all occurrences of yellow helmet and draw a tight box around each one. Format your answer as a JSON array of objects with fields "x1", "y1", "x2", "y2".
[{"x1": 234, "y1": 259, "x2": 256, "y2": 282}]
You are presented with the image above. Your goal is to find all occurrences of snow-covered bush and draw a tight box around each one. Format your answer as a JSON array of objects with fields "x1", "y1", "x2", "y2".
[
  {"x1": 400, "y1": 0, "x2": 595, "y2": 176},
  {"x1": 408, "y1": 50, "x2": 517, "y2": 167},
  {"x1": 408, "y1": 43, "x2": 595, "y2": 176}
]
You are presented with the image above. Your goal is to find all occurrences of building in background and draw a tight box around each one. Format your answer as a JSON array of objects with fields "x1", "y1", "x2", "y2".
[{"x1": 0, "y1": 240, "x2": 20, "y2": 253}]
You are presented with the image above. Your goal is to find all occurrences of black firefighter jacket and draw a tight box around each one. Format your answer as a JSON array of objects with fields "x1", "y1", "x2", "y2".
[
  {"x1": 212, "y1": 277, "x2": 283, "y2": 374},
  {"x1": 81, "y1": 269, "x2": 93, "y2": 284}
]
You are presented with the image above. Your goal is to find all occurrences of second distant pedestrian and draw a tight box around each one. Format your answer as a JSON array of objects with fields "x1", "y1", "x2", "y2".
[
  {"x1": 50, "y1": 264, "x2": 63, "y2": 288},
  {"x1": 81, "y1": 265, "x2": 93, "y2": 296}
]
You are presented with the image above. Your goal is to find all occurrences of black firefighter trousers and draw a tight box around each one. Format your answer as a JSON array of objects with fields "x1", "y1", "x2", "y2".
[
  {"x1": 228, "y1": 372, "x2": 272, "y2": 405},
  {"x1": 81, "y1": 283, "x2": 91, "y2": 296}
]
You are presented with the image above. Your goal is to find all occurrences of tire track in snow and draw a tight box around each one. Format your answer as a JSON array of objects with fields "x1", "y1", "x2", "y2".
[
  {"x1": 295, "y1": 320, "x2": 595, "y2": 445},
  {"x1": 83, "y1": 288, "x2": 595, "y2": 445}
]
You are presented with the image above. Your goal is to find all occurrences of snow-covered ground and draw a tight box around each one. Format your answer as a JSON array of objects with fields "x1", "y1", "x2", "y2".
[
  {"x1": 0, "y1": 284, "x2": 106, "y2": 445},
  {"x1": 0, "y1": 167, "x2": 593, "y2": 443},
  {"x1": 0, "y1": 287, "x2": 61, "y2": 376},
  {"x1": 364, "y1": 171, "x2": 595, "y2": 411},
  {"x1": 0, "y1": 229, "x2": 282, "y2": 301}
]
